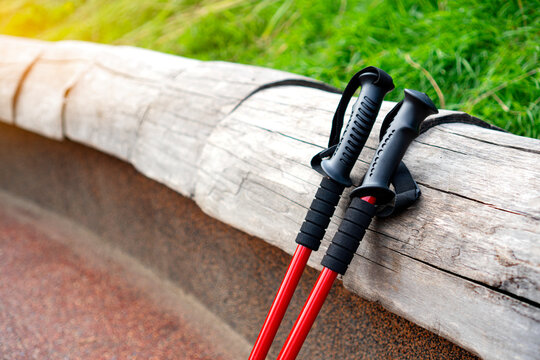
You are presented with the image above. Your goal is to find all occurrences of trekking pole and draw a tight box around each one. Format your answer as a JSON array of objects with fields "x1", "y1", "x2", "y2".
[
  {"x1": 277, "y1": 89, "x2": 438, "y2": 360},
  {"x1": 249, "y1": 67, "x2": 394, "y2": 360}
]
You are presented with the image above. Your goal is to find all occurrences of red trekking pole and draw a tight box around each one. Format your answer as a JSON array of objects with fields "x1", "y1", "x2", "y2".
[
  {"x1": 249, "y1": 67, "x2": 394, "y2": 360},
  {"x1": 277, "y1": 89, "x2": 438, "y2": 359}
]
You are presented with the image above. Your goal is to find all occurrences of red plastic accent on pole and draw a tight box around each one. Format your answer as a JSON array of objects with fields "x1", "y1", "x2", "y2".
[
  {"x1": 362, "y1": 195, "x2": 377, "y2": 205},
  {"x1": 249, "y1": 244, "x2": 312, "y2": 360},
  {"x1": 277, "y1": 196, "x2": 376, "y2": 360}
]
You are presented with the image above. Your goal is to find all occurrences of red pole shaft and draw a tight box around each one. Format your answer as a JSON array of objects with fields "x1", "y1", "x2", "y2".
[
  {"x1": 276, "y1": 267, "x2": 338, "y2": 360},
  {"x1": 249, "y1": 244, "x2": 312, "y2": 360},
  {"x1": 277, "y1": 196, "x2": 376, "y2": 360}
]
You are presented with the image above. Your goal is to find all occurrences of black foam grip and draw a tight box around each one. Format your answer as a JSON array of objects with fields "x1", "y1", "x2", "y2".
[
  {"x1": 321, "y1": 198, "x2": 376, "y2": 274},
  {"x1": 296, "y1": 178, "x2": 345, "y2": 251},
  {"x1": 309, "y1": 198, "x2": 335, "y2": 217},
  {"x1": 305, "y1": 210, "x2": 331, "y2": 228},
  {"x1": 343, "y1": 207, "x2": 372, "y2": 229},
  {"x1": 336, "y1": 219, "x2": 367, "y2": 239},
  {"x1": 315, "y1": 187, "x2": 341, "y2": 205},
  {"x1": 300, "y1": 221, "x2": 326, "y2": 239},
  {"x1": 320, "y1": 176, "x2": 345, "y2": 193},
  {"x1": 296, "y1": 233, "x2": 320, "y2": 250},
  {"x1": 332, "y1": 231, "x2": 364, "y2": 252},
  {"x1": 325, "y1": 243, "x2": 356, "y2": 264}
]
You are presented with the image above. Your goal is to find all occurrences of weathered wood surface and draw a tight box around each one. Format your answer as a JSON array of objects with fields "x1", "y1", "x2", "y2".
[
  {"x1": 1, "y1": 35, "x2": 539, "y2": 359},
  {"x1": 0, "y1": 36, "x2": 44, "y2": 124}
]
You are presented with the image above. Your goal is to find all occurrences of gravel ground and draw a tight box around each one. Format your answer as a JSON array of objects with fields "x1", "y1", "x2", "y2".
[{"x1": 0, "y1": 191, "x2": 249, "y2": 360}]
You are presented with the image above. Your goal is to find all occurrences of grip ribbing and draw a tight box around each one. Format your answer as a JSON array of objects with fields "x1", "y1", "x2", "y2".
[
  {"x1": 332, "y1": 95, "x2": 378, "y2": 171},
  {"x1": 319, "y1": 71, "x2": 394, "y2": 187},
  {"x1": 351, "y1": 89, "x2": 438, "y2": 204},
  {"x1": 321, "y1": 197, "x2": 376, "y2": 274},
  {"x1": 295, "y1": 177, "x2": 345, "y2": 251}
]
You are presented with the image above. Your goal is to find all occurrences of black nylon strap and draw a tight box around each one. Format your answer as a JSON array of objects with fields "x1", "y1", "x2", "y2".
[
  {"x1": 420, "y1": 112, "x2": 506, "y2": 134},
  {"x1": 376, "y1": 162, "x2": 421, "y2": 218},
  {"x1": 373, "y1": 103, "x2": 507, "y2": 217}
]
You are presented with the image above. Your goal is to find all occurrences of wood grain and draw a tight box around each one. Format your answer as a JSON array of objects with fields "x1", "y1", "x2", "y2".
[{"x1": 1, "y1": 35, "x2": 538, "y2": 360}]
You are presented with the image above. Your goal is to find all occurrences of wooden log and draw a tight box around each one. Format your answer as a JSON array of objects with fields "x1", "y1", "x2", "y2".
[
  {"x1": 1, "y1": 35, "x2": 538, "y2": 360},
  {"x1": 0, "y1": 36, "x2": 44, "y2": 123}
]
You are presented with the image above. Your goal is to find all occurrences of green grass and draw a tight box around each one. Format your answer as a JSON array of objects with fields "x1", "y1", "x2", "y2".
[{"x1": 1, "y1": 0, "x2": 539, "y2": 137}]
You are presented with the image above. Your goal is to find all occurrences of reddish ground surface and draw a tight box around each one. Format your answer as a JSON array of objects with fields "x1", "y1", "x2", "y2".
[{"x1": 0, "y1": 194, "x2": 247, "y2": 360}]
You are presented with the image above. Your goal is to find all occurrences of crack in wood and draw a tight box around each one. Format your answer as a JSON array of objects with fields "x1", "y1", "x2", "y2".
[
  {"x1": 383, "y1": 244, "x2": 540, "y2": 309},
  {"x1": 417, "y1": 182, "x2": 539, "y2": 220},
  {"x1": 415, "y1": 140, "x2": 469, "y2": 155},
  {"x1": 211, "y1": 122, "x2": 318, "y2": 174},
  {"x1": 356, "y1": 252, "x2": 398, "y2": 273},
  {"x1": 130, "y1": 67, "x2": 193, "y2": 162},
  {"x1": 11, "y1": 51, "x2": 42, "y2": 127},
  {"x1": 244, "y1": 94, "x2": 338, "y2": 115},
  {"x1": 436, "y1": 126, "x2": 540, "y2": 155},
  {"x1": 241, "y1": 121, "x2": 325, "y2": 149}
]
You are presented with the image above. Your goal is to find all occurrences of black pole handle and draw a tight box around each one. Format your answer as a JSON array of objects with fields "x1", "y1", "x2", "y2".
[
  {"x1": 351, "y1": 89, "x2": 438, "y2": 204},
  {"x1": 322, "y1": 90, "x2": 438, "y2": 275},
  {"x1": 295, "y1": 67, "x2": 394, "y2": 252},
  {"x1": 316, "y1": 67, "x2": 394, "y2": 187}
]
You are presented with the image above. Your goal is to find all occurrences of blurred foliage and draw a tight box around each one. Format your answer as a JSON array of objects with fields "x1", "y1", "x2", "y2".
[{"x1": 1, "y1": 0, "x2": 538, "y2": 137}]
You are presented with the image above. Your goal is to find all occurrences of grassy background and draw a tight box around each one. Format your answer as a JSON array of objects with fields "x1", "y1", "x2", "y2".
[{"x1": 1, "y1": 0, "x2": 538, "y2": 137}]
